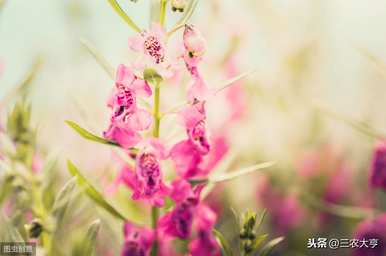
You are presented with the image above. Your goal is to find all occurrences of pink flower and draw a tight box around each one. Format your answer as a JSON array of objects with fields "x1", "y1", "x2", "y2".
[
  {"x1": 158, "y1": 180, "x2": 201, "y2": 239},
  {"x1": 183, "y1": 24, "x2": 206, "y2": 76},
  {"x1": 352, "y1": 214, "x2": 386, "y2": 256},
  {"x1": 256, "y1": 177, "x2": 305, "y2": 234},
  {"x1": 187, "y1": 75, "x2": 211, "y2": 103},
  {"x1": 121, "y1": 222, "x2": 154, "y2": 256},
  {"x1": 369, "y1": 141, "x2": 386, "y2": 191},
  {"x1": 125, "y1": 139, "x2": 170, "y2": 207},
  {"x1": 180, "y1": 102, "x2": 210, "y2": 154},
  {"x1": 128, "y1": 23, "x2": 177, "y2": 78},
  {"x1": 170, "y1": 140, "x2": 203, "y2": 178},
  {"x1": 104, "y1": 64, "x2": 152, "y2": 149},
  {"x1": 188, "y1": 205, "x2": 221, "y2": 256}
]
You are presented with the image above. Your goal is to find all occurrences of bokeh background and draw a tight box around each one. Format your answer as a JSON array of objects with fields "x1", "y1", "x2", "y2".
[{"x1": 1, "y1": 0, "x2": 386, "y2": 255}]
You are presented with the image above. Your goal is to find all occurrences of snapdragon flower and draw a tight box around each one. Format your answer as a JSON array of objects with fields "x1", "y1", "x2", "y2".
[{"x1": 104, "y1": 64, "x2": 152, "y2": 148}]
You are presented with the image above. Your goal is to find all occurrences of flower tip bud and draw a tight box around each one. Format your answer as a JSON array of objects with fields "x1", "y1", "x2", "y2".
[
  {"x1": 172, "y1": 0, "x2": 186, "y2": 12},
  {"x1": 26, "y1": 219, "x2": 43, "y2": 238}
]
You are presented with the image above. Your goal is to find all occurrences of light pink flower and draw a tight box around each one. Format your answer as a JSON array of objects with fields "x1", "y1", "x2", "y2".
[
  {"x1": 104, "y1": 64, "x2": 152, "y2": 148},
  {"x1": 183, "y1": 24, "x2": 206, "y2": 76},
  {"x1": 128, "y1": 23, "x2": 178, "y2": 78},
  {"x1": 121, "y1": 222, "x2": 154, "y2": 256}
]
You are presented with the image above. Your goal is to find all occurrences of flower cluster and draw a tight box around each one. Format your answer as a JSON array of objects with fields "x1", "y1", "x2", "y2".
[{"x1": 103, "y1": 23, "x2": 224, "y2": 256}]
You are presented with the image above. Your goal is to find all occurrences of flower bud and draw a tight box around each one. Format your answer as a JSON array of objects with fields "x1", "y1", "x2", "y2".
[
  {"x1": 171, "y1": 0, "x2": 186, "y2": 12},
  {"x1": 26, "y1": 219, "x2": 43, "y2": 238},
  {"x1": 183, "y1": 24, "x2": 206, "y2": 58}
]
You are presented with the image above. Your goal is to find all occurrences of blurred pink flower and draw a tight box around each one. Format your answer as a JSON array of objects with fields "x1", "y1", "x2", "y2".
[
  {"x1": 121, "y1": 222, "x2": 154, "y2": 256},
  {"x1": 223, "y1": 57, "x2": 247, "y2": 122},
  {"x1": 104, "y1": 64, "x2": 152, "y2": 149},
  {"x1": 352, "y1": 214, "x2": 386, "y2": 256},
  {"x1": 257, "y1": 177, "x2": 305, "y2": 234},
  {"x1": 31, "y1": 154, "x2": 43, "y2": 173},
  {"x1": 188, "y1": 205, "x2": 221, "y2": 256},
  {"x1": 369, "y1": 141, "x2": 386, "y2": 191}
]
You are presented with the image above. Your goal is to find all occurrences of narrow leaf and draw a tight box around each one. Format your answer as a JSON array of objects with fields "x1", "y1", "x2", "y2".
[
  {"x1": 356, "y1": 46, "x2": 386, "y2": 80},
  {"x1": 215, "y1": 69, "x2": 256, "y2": 95},
  {"x1": 260, "y1": 237, "x2": 284, "y2": 256},
  {"x1": 253, "y1": 234, "x2": 268, "y2": 251},
  {"x1": 302, "y1": 192, "x2": 380, "y2": 219},
  {"x1": 107, "y1": 0, "x2": 141, "y2": 32},
  {"x1": 0, "y1": 57, "x2": 42, "y2": 108},
  {"x1": 81, "y1": 219, "x2": 101, "y2": 256},
  {"x1": 313, "y1": 101, "x2": 386, "y2": 140},
  {"x1": 0, "y1": 213, "x2": 24, "y2": 242},
  {"x1": 209, "y1": 162, "x2": 275, "y2": 183},
  {"x1": 51, "y1": 178, "x2": 77, "y2": 220},
  {"x1": 80, "y1": 38, "x2": 114, "y2": 79},
  {"x1": 65, "y1": 120, "x2": 119, "y2": 147},
  {"x1": 67, "y1": 160, "x2": 127, "y2": 221},
  {"x1": 213, "y1": 229, "x2": 233, "y2": 256}
]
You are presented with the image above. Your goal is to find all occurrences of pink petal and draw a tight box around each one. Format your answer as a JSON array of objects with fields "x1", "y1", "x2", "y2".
[
  {"x1": 127, "y1": 109, "x2": 152, "y2": 131},
  {"x1": 128, "y1": 35, "x2": 144, "y2": 52}
]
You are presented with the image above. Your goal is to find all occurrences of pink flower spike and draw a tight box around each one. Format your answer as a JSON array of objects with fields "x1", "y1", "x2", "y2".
[{"x1": 121, "y1": 222, "x2": 154, "y2": 256}]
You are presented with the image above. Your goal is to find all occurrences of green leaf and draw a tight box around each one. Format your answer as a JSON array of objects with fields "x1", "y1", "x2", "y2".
[
  {"x1": 107, "y1": 0, "x2": 141, "y2": 33},
  {"x1": 143, "y1": 68, "x2": 163, "y2": 84},
  {"x1": 65, "y1": 120, "x2": 119, "y2": 147},
  {"x1": 67, "y1": 160, "x2": 127, "y2": 221},
  {"x1": 51, "y1": 178, "x2": 77, "y2": 222},
  {"x1": 80, "y1": 38, "x2": 115, "y2": 79},
  {"x1": 215, "y1": 70, "x2": 256, "y2": 95},
  {"x1": 253, "y1": 234, "x2": 268, "y2": 251},
  {"x1": 81, "y1": 219, "x2": 101, "y2": 256},
  {"x1": 194, "y1": 161, "x2": 275, "y2": 184},
  {"x1": 213, "y1": 229, "x2": 233, "y2": 256},
  {"x1": 0, "y1": 57, "x2": 42, "y2": 108},
  {"x1": 259, "y1": 237, "x2": 284, "y2": 256},
  {"x1": 256, "y1": 209, "x2": 267, "y2": 231},
  {"x1": 0, "y1": 213, "x2": 24, "y2": 242},
  {"x1": 313, "y1": 102, "x2": 386, "y2": 140}
]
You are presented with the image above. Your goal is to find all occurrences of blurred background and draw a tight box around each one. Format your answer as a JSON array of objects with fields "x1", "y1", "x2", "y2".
[{"x1": 1, "y1": 0, "x2": 386, "y2": 255}]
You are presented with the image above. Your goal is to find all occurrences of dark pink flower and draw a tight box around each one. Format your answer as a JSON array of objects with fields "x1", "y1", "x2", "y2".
[
  {"x1": 121, "y1": 222, "x2": 154, "y2": 256},
  {"x1": 127, "y1": 139, "x2": 170, "y2": 207},
  {"x1": 158, "y1": 180, "x2": 201, "y2": 239},
  {"x1": 104, "y1": 64, "x2": 152, "y2": 149},
  {"x1": 188, "y1": 205, "x2": 221, "y2": 256},
  {"x1": 353, "y1": 214, "x2": 386, "y2": 256},
  {"x1": 369, "y1": 141, "x2": 386, "y2": 191}
]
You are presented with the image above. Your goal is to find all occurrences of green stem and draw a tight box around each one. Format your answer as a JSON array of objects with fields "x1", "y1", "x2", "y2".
[
  {"x1": 160, "y1": 0, "x2": 167, "y2": 26},
  {"x1": 150, "y1": 82, "x2": 161, "y2": 256},
  {"x1": 151, "y1": 207, "x2": 160, "y2": 256}
]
